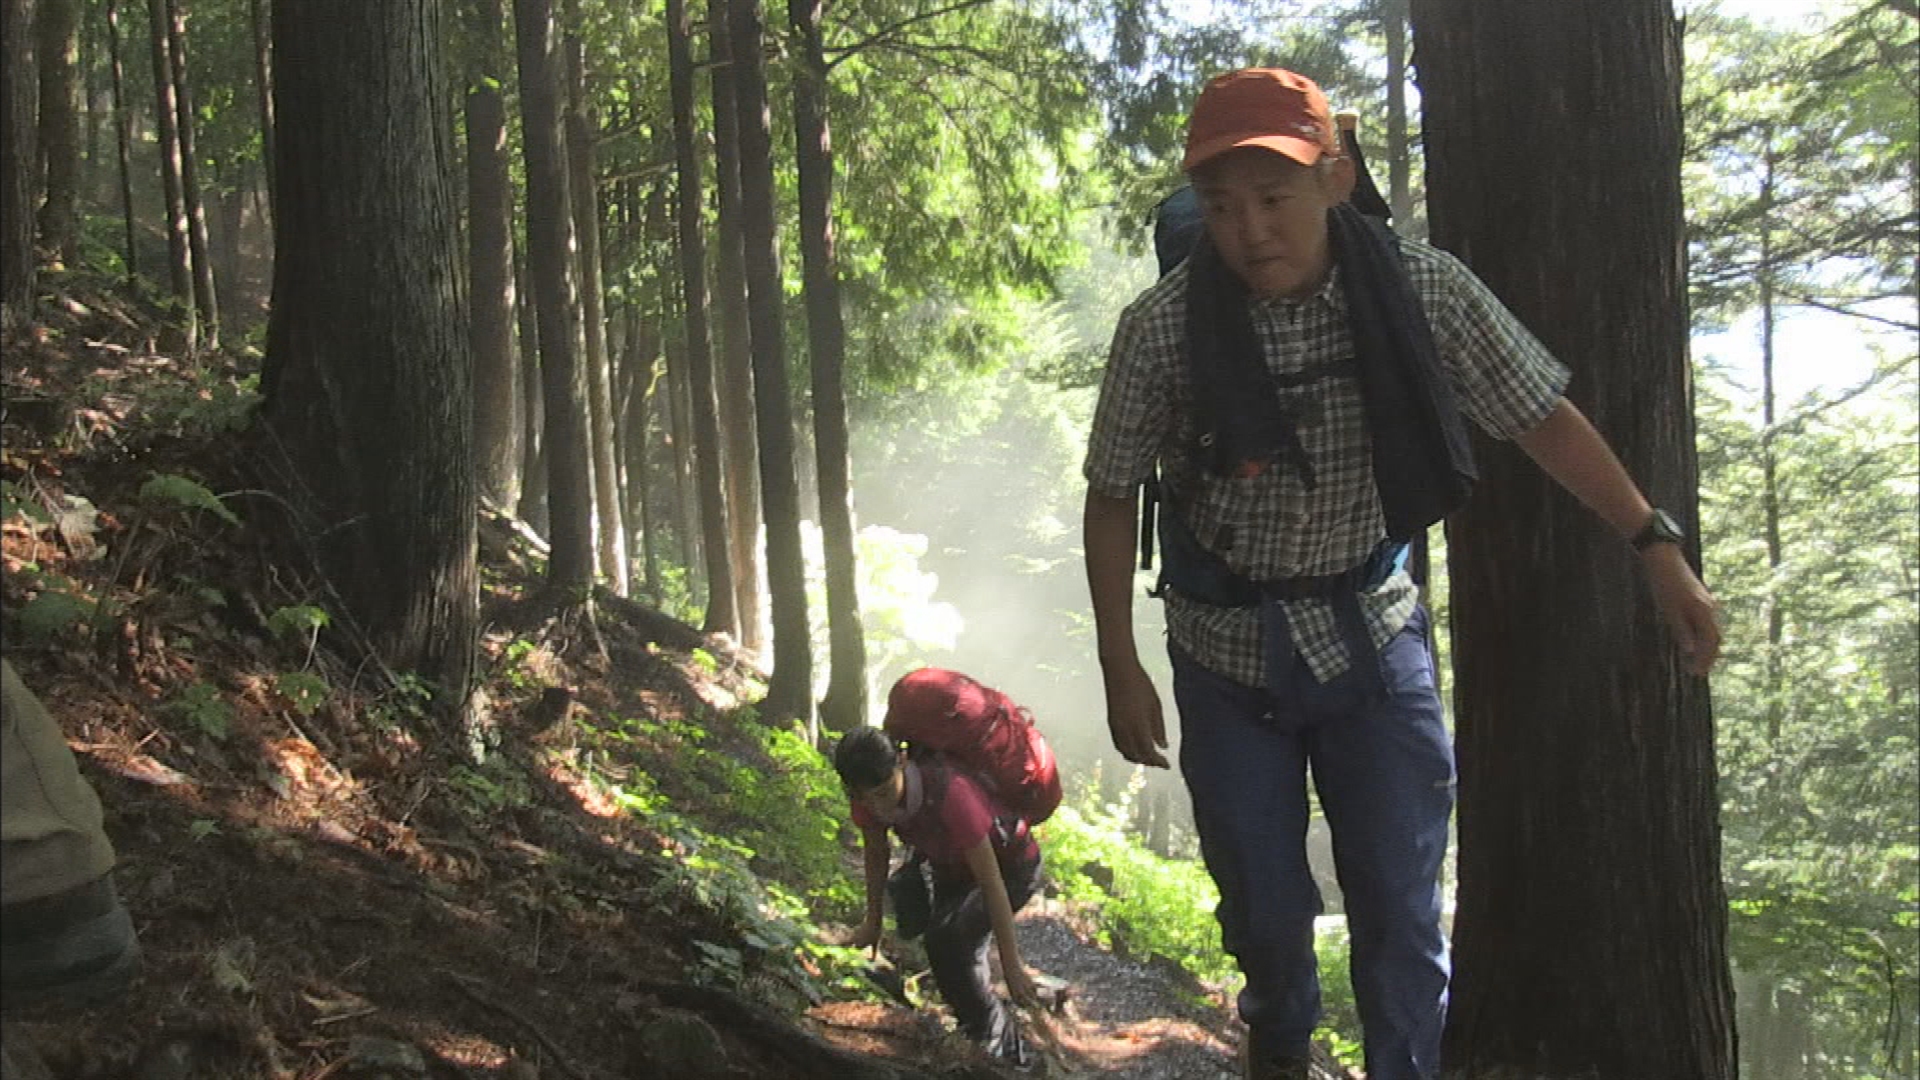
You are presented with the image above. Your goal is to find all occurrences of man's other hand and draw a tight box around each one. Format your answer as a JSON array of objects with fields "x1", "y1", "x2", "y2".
[{"x1": 1102, "y1": 660, "x2": 1170, "y2": 768}]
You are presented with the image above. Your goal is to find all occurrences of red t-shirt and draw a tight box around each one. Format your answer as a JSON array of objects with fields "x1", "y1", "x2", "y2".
[{"x1": 852, "y1": 767, "x2": 1037, "y2": 878}]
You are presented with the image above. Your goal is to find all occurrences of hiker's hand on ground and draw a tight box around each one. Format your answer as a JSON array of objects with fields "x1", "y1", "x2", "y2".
[
  {"x1": 1102, "y1": 660, "x2": 1169, "y2": 768},
  {"x1": 849, "y1": 917, "x2": 883, "y2": 953},
  {"x1": 1004, "y1": 964, "x2": 1041, "y2": 1008},
  {"x1": 1643, "y1": 544, "x2": 1722, "y2": 676}
]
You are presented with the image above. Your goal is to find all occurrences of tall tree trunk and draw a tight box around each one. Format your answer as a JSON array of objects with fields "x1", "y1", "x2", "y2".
[
  {"x1": 166, "y1": 0, "x2": 219, "y2": 344},
  {"x1": 106, "y1": 0, "x2": 137, "y2": 281},
  {"x1": 468, "y1": 0, "x2": 520, "y2": 510},
  {"x1": 512, "y1": 0, "x2": 595, "y2": 595},
  {"x1": 146, "y1": 0, "x2": 196, "y2": 345},
  {"x1": 81, "y1": 4, "x2": 100, "y2": 184},
  {"x1": 1757, "y1": 137, "x2": 1785, "y2": 743},
  {"x1": 664, "y1": 315, "x2": 698, "y2": 576},
  {"x1": 562, "y1": 25, "x2": 628, "y2": 596},
  {"x1": 668, "y1": 0, "x2": 737, "y2": 636},
  {"x1": 1411, "y1": 2, "x2": 1736, "y2": 1077},
  {"x1": 790, "y1": 0, "x2": 865, "y2": 732},
  {"x1": 262, "y1": 0, "x2": 477, "y2": 717},
  {"x1": 212, "y1": 157, "x2": 244, "y2": 304},
  {"x1": 2, "y1": 0, "x2": 38, "y2": 328},
  {"x1": 1383, "y1": 0, "x2": 1413, "y2": 231},
  {"x1": 612, "y1": 178, "x2": 644, "y2": 551},
  {"x1": 248, "y1": 0, "x2": 273, "y2": 222},
  {"x1": 708, "y1": 0, "x2": 765, "y2": 655},
  {"x1": 728, "y1": 0, "x2": 812, "y2": 722},
  {"x1": 629, "y1": 322, "x2": 663, "y2": 598},
  {"x1": 611, "y1": 300, "x2": 635, "y2": 549},
  {"x1": 514, "y1": 238, "x2": 549, "y2": 535},
  {"x1": 33, "y1": 0, "x2": 78, "y2": 267}
]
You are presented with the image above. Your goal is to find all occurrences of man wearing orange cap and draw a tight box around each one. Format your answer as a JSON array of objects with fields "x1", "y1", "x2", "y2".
[{"x1": 1081, "y1": 68, "x2": 1720, "y2": 1080}]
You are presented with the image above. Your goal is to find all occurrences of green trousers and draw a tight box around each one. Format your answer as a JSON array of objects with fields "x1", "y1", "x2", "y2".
[{"x1": 1, "y1": 660, "x2": 116, "y2": 906}]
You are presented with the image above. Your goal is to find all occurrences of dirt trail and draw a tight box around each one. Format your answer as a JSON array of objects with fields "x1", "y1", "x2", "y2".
[{"x1": 1013, "y1": 908, "x2": 1241, "y2": 1079}]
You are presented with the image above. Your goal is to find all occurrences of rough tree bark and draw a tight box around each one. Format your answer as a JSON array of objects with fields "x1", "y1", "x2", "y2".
[
  {"x1": 624, "y1": 306, "x2": 664, "y2": 599},
  {"x1": 1410, "y1": 1, "x2": 1737, "y2": 1077},
  {"x1": 513, "y1": 237, "x2": 550, "y2": 537},
  {"x1": 468, "y1": 0, "x2": 521, "y2": 510},
  {"x1": 262, "y1": 0, "x2": 478, "y2": 715},
  {"x1": 707, "y1": 0, "x2": 766, "y2": 655},
  {"x1": 790, "y1": 0, "x2": 866, "y2": 731},
  {"x1": 33, "y1": 0, "x2": 79, "y2": 267},
  {"x1": 668, "y1": 0, "x2": 737, "y2": 636},
  {"x1": 563, "y1": 18, "x2": 628, "y2": 596},
  {"x1": 106, "y1": 0, "x2": 138, "y2": 281},
  {"x1": 166, "y1": 0, "x2": 219, "y2": 344},
  {"x1": 2, "y1": 0, "x2": 38, "y2": 328},
  {"x1": 727, "y1": 0, "x2": 813, "y2": 722},
  {"x1": 512, "y1": 0, "x2": 595, "y2": 595},
  {"x1": 1383, "y1": 0, "x2": 1413, "y2": 230},
  {"x1": 145, "y1": 0, "x2": 196, "y2": 344},
  {"x1": 664, "y1": 315, "x2": 698, "y2": 574},
  {"x1": 248, "y1": 0, "x2": 273, "y2": 221}
]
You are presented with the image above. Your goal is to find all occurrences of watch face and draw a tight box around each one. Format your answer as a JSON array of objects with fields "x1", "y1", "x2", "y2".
[{"x1": 1642, "y1": 508, "x2": 1685, "y2": 547}]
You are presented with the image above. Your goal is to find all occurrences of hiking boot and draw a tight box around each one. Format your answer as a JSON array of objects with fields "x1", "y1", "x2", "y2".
[
  {"x1": 1241, "y1": 1033, "x2": 1311, "y2": 1080},
  {"x1": 0, "y1": 875, "x2": 139, "y2": 1011},
  {"x1": 1247, "y1": 1054, "x2": 1310, "y2": 1080},
  {"x1": 983, "y1": 1021, "x2": 1032, "y2": 1070}
]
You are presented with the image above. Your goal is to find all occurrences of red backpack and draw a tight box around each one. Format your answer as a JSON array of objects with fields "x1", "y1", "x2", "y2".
[{"x1": 882, "y1": 668, "x2": 1063, "y2": 825}]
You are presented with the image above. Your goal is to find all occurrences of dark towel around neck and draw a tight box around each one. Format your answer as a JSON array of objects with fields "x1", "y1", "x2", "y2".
[{"x1": 1183, "y1": 203, "x2": 1476, "y2": 541}]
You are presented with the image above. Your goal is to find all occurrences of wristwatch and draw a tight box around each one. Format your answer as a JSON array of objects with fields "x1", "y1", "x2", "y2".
[{"x1": 1631, "y1": 508, "x2": 1685, "y2": 551}]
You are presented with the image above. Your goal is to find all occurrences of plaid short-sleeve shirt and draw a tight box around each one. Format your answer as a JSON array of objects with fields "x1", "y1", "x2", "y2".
[{"x1": 1084, "y1": 239, "x2": 1571, "y2": 687}]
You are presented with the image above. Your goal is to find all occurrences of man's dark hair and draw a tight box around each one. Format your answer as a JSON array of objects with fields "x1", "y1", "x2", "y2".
[{"x1": 834, "y1": 726, "x2": 898, "y2": 792}]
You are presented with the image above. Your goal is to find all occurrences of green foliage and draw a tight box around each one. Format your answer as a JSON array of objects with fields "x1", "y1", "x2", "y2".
[
  {"x1": 10, "y1": 588, "x2": 96, "y2": 644},
  {"x1": 266, "y1": 604, "x2": 330, "y2": 642},
  {"x1": 168, "y1": 681, "x2": 234, "y2": 741},
  {"x1": 1684, "y1": 3, "x2": 1918, "y2": 327},
  {"x1": 1039, "y1": 769, "x2": 1235, "y2": 986},
  {"x1": 1697, "y1": 356, "x2": 1919, "y2": 1076},
  {"x1": 642, "y1": 561, "x2": 702, "y2": 627},
  {"x1": 800, "y1": 521, "x2": 963, "y2": 714},
  {"x1": 501, "y1": 639, "x2": 542, "y2": 690},
  {"x1": 448, "y1": 760, "x2": 532, "y2": 814},
  {"x1": 273, "y1": 671, "x2": 329, "y2": 716},
  {"x1": 367, "y1": 672, "x2": 436, "y2": 732},
  {"x1": 1311, "y1": 922, "x2": 1361, "y2": 1069},
  {"x1": 139, "y1": 473, "x2": 240, "y2": 527},
  {"x1": 565, "y1": 708, "x2": 875, "y2": 1003}
]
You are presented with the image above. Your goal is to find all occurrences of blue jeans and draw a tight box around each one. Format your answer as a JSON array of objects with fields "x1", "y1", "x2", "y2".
[{"x1": 1171, "y1": 605, "x2": 1453, "y2": 1080}]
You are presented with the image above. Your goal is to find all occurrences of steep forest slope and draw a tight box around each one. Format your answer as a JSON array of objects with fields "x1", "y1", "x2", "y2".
[{"x1": 0, "y1": 276, "x2": 1349, "y2": 1079}]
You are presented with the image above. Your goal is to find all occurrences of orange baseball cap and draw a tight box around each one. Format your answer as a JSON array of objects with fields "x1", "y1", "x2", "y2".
[{"x1": 1182, "y1": 68, "x2": 1341, "y2": 173}]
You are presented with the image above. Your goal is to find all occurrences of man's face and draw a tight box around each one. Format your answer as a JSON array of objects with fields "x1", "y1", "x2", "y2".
[{"x1": 1192, "y1": 148, "x2": 1352, "y2": 300}]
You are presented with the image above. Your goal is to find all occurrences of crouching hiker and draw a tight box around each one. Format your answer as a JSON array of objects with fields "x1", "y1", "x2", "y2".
[{"x1": 834, "y1": 708, "x2": 1047, "y2": 1066}]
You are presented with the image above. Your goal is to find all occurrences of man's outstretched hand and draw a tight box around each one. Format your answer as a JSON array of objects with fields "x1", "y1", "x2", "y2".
[{"x1": 1643, "y1": 545, "x2": 1722, "y2": 676}]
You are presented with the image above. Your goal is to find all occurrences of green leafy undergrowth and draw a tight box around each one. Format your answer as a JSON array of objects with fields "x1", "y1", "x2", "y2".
[
  {"x1": 565, "y1": 707, "x2": 876, "y2": 1005},
  {"x1": 1039, "y1": 771, "x2": 1237, "y2": 988}
]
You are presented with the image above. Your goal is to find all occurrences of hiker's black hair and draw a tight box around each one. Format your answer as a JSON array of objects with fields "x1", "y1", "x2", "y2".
[{"x1": 834, "y1": 726, "x2": 899, "y2": 792}]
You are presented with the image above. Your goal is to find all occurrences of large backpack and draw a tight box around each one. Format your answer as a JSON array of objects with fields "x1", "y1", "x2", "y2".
[{"x1": 881, "y1": 668, "x2": 1063, "y2": 826}]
